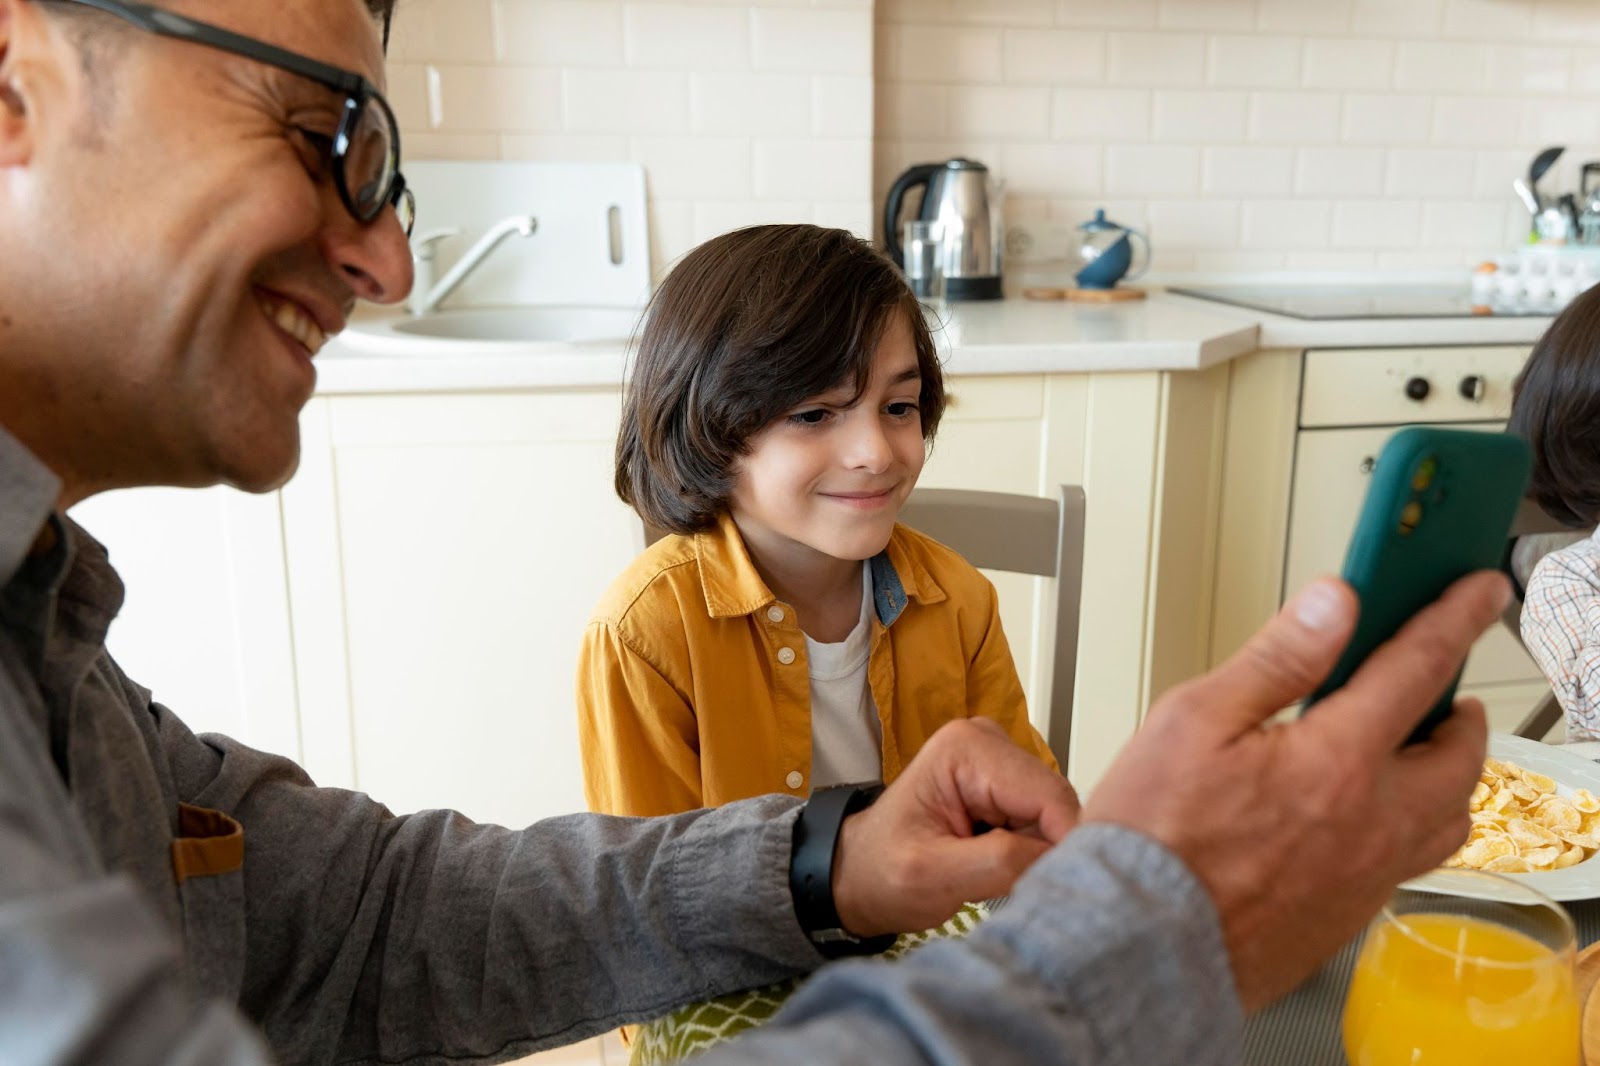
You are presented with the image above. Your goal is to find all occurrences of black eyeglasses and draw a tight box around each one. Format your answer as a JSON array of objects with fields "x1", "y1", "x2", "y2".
[{"x1": 43, "y1": 0, "x2": 414, "y2": 236}]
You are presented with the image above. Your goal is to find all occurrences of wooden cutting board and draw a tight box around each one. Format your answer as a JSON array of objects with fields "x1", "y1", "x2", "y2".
[{"x1": 1022, "y1": 285, "x2": 1147, "y2": 303}]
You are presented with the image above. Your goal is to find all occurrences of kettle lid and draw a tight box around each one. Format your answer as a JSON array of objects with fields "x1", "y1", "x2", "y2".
[
  {"x1": 943, "y1": 157, "x2": 989, "y2": 172},
  {"x1": 1077, "y1": 208, "x2": 1121, "y2": 233}
]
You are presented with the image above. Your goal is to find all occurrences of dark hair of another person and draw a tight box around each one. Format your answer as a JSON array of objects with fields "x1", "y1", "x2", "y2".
[
  {"x1": 1509, "y1": 281, "x2": 1600, "y2": 528},
  {"x1": 616, "y1": 224, "x2": 946, "y2": 535}
]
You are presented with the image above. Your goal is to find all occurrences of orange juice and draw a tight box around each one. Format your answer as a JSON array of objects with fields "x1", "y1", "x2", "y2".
[{"x1": 1343, "y1": 912, "x2": 1578, "y2": 1066}]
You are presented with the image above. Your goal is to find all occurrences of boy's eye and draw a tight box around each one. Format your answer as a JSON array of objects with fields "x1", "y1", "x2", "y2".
[
  {"x1": 788, "y1": 409, "x2": 830, "y2": 426},
  {"x1": 886, "y1": 401, "x2": 919, "y2": 418}
]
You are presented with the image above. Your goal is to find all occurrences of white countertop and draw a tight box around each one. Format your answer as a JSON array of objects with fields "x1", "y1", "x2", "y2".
[{"x1": 314, "y1": 289, "x2": 1556, "y2": 395}]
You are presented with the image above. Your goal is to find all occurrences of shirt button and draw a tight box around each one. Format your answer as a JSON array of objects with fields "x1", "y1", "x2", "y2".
[
  {"x1": 786, "y1": 771, "x2": 804, "y2": 790},
  {"x1": 777, "y1": 646, "x2": 797, "y2": 665},
  {"x1": 767, "y1": 605, "x2": 785, "y2": 623}
]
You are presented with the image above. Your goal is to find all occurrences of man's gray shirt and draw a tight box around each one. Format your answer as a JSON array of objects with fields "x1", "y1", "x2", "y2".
[{"x1": 0, "y1": 426, "x2": 1242, "y2": 1065}]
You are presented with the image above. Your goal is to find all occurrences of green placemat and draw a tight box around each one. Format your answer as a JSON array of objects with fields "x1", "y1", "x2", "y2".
[{"x1": 630, "y1": 902, "x2": 993, "y2": 1065}]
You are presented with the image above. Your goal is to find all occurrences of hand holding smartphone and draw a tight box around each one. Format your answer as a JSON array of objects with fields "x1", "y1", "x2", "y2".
[{"x1": 1301, "y1": 427, "x2": 1531, "y2": 744}]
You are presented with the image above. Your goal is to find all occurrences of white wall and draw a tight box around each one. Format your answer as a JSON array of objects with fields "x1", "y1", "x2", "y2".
[
  {"x1": 875, "y1": 0, "x2": 1600, "y2": 273},
  {"x1": 384, "y1": 0, "x2": 875, "y2": 279}
]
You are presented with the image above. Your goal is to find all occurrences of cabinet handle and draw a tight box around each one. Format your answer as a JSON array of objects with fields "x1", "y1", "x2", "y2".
[
  {"x1": 1459, "y1": 375, "x2": 1486, "y2": 402},
  {"x1": 1359, "y1": 456, "x2": 1376, "y2": 475},
  {"x1": 1404, "y1": 376, "x2": 1431, "y2": 402}
]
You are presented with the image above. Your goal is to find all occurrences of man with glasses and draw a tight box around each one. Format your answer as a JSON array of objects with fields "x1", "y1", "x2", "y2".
[{"x1": 0, "y1": 0, "x2": 1509, "y2": 1063}]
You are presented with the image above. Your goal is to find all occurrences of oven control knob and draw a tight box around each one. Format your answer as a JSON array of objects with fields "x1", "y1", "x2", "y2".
[
  {"x1": 1404, "y1": 376, "x2": 1431, "y2": 402},
  {"x1": 1459, "y1": 375, "x2": 1486, "y2": 402}
]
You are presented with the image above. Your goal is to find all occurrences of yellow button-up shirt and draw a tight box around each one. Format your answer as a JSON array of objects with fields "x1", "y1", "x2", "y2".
[{"x1": 577, "y1": 512, "x2": 1058, "y2": 817}]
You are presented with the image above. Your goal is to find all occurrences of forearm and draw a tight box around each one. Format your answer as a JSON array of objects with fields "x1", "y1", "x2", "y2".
[{"x1": 695, "y1": 826, "x2": 1242, "y2": 1066}]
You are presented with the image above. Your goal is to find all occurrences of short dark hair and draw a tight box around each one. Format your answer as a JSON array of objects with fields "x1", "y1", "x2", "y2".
[
  {"x1": 1509, "y1": 281, "x2": 1600, "y2": 528},
  {"x1": 616, "y1": 224, "x2": 946, "y2": 535}
]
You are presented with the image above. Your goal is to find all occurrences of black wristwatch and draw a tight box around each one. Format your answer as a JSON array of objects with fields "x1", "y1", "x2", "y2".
[{"x1": 789, "y1": 783, "x2": 897, "y2": 959}]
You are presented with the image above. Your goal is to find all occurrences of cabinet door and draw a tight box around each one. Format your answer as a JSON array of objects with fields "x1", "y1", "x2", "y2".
[
  {"x1": 293, "y1": 391, "x2": 636, "y2": 829},
  {"x1": 68, "y1": 486, "x2": 300, "y2": 757},
  {"x1": 1284, "y1": 425, "x2": 1536, "y2": 688}
]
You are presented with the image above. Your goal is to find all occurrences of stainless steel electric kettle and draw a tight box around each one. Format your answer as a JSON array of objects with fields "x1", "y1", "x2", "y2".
[{"x1": 883, "y1": 158, "x2": 1004, "y2": 301}]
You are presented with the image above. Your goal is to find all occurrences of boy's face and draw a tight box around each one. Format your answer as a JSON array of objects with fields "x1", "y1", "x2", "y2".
[{"x1": 729, "y1": 311, "x2": 927, "y2": 567}]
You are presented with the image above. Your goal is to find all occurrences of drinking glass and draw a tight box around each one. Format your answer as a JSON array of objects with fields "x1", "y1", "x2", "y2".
[
  {"x1": 901, "y1": 220, "x2": 944, "y2": 302},
  {"x1": 1342, "y1": 869, "x2": 1578, "y2": 1066}
]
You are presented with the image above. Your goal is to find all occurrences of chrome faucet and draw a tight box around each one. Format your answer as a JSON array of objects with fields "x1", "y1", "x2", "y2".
[{"x1": 409, "y1": 214, "x2": 538, "y2": 315}]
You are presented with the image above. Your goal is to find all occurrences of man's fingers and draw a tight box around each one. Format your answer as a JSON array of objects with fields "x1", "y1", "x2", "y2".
[
  {"x1": 1177, "y1": 578, "x2": 1358, "y2": 739},
  {"x1": 920, "y1": 832, "x2": 1055, "y2": 906},
  {"x1": 946, "y1": 721, "x2": 1080, "y2": 844},
  {"x1": 1392, "y1": 696, "x2": 1490, "y2": 822},
  {"x1": 1325, "y1": 572, "x2": 1509, "y2": 751}
]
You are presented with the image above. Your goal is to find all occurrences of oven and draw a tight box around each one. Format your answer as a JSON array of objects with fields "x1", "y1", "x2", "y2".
[{"x1": 1281, "y1": 345, "x2": 1549, "y2": 730}]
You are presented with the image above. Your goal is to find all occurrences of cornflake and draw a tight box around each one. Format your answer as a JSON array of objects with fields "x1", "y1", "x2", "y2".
[{"x1": 1444, "y1": 758, "x2": 1600, "y2": 873}]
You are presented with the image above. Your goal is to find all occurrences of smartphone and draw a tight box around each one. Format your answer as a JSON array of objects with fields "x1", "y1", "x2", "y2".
[{"x1": 1301, "y1": 426, "x2": 1531, "y2": 744}]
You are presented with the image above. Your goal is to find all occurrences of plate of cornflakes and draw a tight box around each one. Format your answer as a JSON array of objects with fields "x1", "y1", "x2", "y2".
[{"x1": 1407, "y1": 733, "x2": 1600, "y2": 902}]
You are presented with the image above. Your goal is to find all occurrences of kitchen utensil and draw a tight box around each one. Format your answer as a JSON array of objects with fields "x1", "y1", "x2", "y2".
[
  {"x1": 1562, "y1": 193, "x2": 1582, "y2": 239},
  {"x1": 1515, "y1": 177, "x2": 1543, "y2": 218},
  {"x1": 1532, "y1": 145, "x2": 1567, "y2": 206},
  {"x1": 1071, "y1": 208, "x2": 1149, "y2": 290},
  {"x1": 883, "y1": 158, "x2": 1004, "y2": 301},
  {"x1": 900, "y1": 220, "x2": 944, "y2": 301},
  {"x1": 1579, "y1": 162, "x2": 1600, "y2": 245}
]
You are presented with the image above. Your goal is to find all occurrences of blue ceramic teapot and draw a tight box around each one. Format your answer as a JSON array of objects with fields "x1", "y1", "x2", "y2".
[{"x1": 1074, "y1": 209, "x2": 1150, "y2": 290}]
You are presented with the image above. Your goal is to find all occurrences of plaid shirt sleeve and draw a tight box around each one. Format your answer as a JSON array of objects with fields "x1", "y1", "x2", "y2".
[{"x1": 1522, "y1": 538, "x2": 1600, "y2": 740}]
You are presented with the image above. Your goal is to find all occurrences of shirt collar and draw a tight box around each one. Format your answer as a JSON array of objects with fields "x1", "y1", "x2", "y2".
[
  {"x1": 0, "y1": 425, "x2": 64, "y2": 588},
  {"x1": 694, "y1": 512, "x2": 947, "y2": 625}
]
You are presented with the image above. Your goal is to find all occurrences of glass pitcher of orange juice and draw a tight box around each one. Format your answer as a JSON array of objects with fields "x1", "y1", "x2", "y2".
[{"x1": 1343, "y1": 869, "x2": 1578, "y2": 1066}]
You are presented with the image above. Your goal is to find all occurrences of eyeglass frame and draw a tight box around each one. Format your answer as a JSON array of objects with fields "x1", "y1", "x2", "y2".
[{"x1": 38, "y1": 0, "x2": 414, "y2": 236}]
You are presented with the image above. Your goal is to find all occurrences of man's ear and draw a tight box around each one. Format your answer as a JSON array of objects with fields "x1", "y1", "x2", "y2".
[{"x1": 0, "y1": 0, "x2": 36, "y2": 167}]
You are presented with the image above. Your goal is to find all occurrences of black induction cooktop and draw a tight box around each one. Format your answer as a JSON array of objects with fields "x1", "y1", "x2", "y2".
[{"x1": 1168, "y1": 284, "x2": 1552, "y2": 320}]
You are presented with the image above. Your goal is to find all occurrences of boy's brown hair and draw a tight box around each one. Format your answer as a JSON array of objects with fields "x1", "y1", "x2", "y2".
[
  {"x1": 616, "y1": 224, "x2": 946, "y2": 534},
  {"x1": 1509, "y1": 282, "x2": 1600, "y2": 528}
]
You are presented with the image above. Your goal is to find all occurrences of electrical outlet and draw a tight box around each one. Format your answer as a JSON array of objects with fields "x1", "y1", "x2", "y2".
[{"x1": 1005, "y1": 221, "x2": 1072, "y2": 265}]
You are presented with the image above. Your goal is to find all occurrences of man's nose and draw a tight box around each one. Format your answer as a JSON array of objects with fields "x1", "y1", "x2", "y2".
[{"x1": 322, "y1": 200, "x2": 415, "y2": 306}]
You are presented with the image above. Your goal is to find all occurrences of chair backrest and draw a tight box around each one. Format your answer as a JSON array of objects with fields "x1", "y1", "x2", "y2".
[
  {"x1": 637, "y1": 486, "x2": 1087, "y2": 768},
  {"x1": 1504, "y1": 498, "x2": 1588, "y2": 740},
  {"x1": 897, "y1": 486, "x2": 1086, "y2": 769}
]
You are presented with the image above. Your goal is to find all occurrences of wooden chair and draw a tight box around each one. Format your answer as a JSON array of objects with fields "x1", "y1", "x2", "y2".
[
  {"x1": 640, "y1": 486, "x2": 1087, "y2": 767},
  {"x1": 1506, "y1": 498, "x2": 1587, "y2": 740},
  {"x1": 896, "y1": 485, "x2": 1086, "y2": 768}
]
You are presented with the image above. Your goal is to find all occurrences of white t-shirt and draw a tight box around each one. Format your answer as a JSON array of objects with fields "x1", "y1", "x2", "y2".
[{"x1": 805, "y1": 563, "x2": 884, "y2": 790}]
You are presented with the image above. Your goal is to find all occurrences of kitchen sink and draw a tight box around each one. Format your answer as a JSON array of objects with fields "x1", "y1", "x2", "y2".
[{"x1": 336, "y1": 305, "x2": 642, "y2": 356}]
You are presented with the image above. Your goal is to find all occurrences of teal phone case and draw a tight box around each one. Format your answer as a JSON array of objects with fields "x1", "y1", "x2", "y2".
[{"x1": 1301, "y1": 426, "x2": 1531, "y2": 743}]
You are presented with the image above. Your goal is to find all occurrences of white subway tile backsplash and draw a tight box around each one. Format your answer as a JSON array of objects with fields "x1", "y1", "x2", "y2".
[
  {"x1": 1240, "y1": 200, "x2": 1332, "y2": 248},
  {"x1": 1151, "y1": 91, "x2": 1249, "y2": 143},
  {"x1": 436, "y1": 67, "x2": 565, "y2": 132},
  {"x1": 1106, "y1": 145, "x2": 1202, "y2": 196},
  {"x1": 1285, "y1": 250, "x2": 1380, "y2": 269},
  {"x1": 1331, "y1": 200, "x2": 1422, "y2": 248},
  {"x1": 1203, "y1": 147, "x2": 1295, "y2": 196},
  {"x1": 1536, "y1": 3, "x2": 1600, "y2": 45},
  {"x1": 887, "y1": 26, "x2": 1004, "y2": 82},
  {"x1": 1248, "y1": 92, "x2": 1342, "y2": 143},
  {"x1": 1001, "y1": 143, "x2": 1103, "y2": 194},
  {"x1": 1194, "y1": 250, "x2": 1288, "y2": 270},
  {"x1": 1522, "y1": 99, "x2": 1600, "y2": 144},
  {"x1": 1444, "y1": 0, "x2": 1535, "y2": 41},
  {"x1": 1487, "y1": 46, "x2": 1572, "y2": 93},
  {"x1": 630, "y1": 136, "x2": 752, "y2": 199},
  {"x1": 389, "y1": 0, "x2": 496, "y2": 64},
  {"x1": 1257, "y1": 0, "x2": 1352, "y2": 34},
  {"x1": 1349, "y1": 0, "x2": 1443, "y2": 38},
  {"x1": 1384, "y1": 148, "x2": 1477, "y2": 196},
  {"x1": 877, "y1": 84, "x2": 949, "y2": 140},
  {"x1": 565, "y1": 69, "x2": 689, "y2": 134},
  {"x1": 753, "y1": 9, "x2": 873, "y2": 74},
  {"x1": 406, "y1": 133, "x2": 505, "y2": 161},
  {"x1": 1395, "y1": 41, "x2": 1490, "y2": 93},
  {"x1": 1294, "y1": 148, "x2": 1385, "y2": 196},
  {"x1": 1003, "y1": 29, "x2": 1106, "y2": 85},
  {"x1": 1420, "y1": 200, "x2": 1507, "y2": 249},
  {"x1": 812, "y1": 201, "x2": 874, "y2": 237},
  {"x1": 1053, "y1": 88, "x2": 1153, "y2": 141},
  {"x1": 1146, "y1": 199, "x2": 1242, "y2": 249},
  {"x1": 1055, "y1": 0, "x2": 1160, "y2": 30},
  {"x1": 1341, "y1": 94, "x2": 1432, "y2": 144},
  {"x1": 691, "y1": 74, "x2": 811, "y2": 136},
  {"x1": 494, "y1": 1, "x2": 623, "y2": 66},
  {"x1": 1572, "y1": 48, "x2": 1600, "y2": 92},
  {"x1": 648, "y1": 198, "x2": 696, "y2": 271},
  {"x1": 501, "y1": 133, "x2": 629, "y2": 162},
  {"x1": 624, "y1": 4, "x2": 751, "y2": 71},
  {"x1": 1206, "y1": 35, "x2": 1302, "y2": 89},
  {"x1": 1157, "y1": 0, "x2": 1255, "y2": 32},
  {"x1": 813, "y1": 77, "x2": 875, "y2": 138},
  {"x1": 755, "y1": 139, "x2": 871, "y2": 199},
  {"x1": 1473, "y1": 149, "x2": 1533, "y2": 198},
  {"x1": 1107, "y1": 33, "x2": 1208, "y2": 87},
  {"x1": 692, "y1": 201, "x2": 812, "y2": 243},
  {"x1": 948, "y1": 86, "x2": 1053, "y2": 139},
  {"x1": 1431, "y1": 97, "x2": 1526, "y2": 146},
  {"x1": 1302, "y1": 39, "x2": 1396, "y2": 91}
]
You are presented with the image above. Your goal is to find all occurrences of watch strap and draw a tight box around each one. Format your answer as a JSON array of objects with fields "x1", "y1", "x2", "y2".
[{"x1": 789, "y1": 783, "x2": 896, "y2": 959}]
